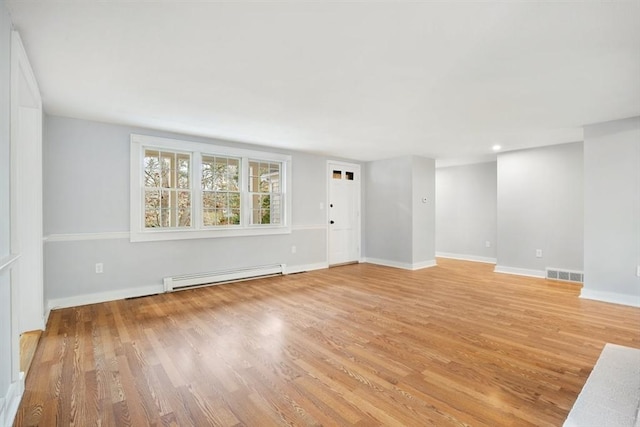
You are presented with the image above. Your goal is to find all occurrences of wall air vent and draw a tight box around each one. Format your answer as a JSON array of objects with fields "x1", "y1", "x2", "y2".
[
  {"x1": 546, "y1": 268, "x2": 583, "y2": 283},
  {"x1": 569, "y1": 272, "x2": 583, "y2": 282}
]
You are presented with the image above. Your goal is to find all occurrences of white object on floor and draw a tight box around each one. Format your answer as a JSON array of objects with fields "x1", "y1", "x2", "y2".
[{"x1": 564, "y1": 343, "x2": 640, "y2": 427}]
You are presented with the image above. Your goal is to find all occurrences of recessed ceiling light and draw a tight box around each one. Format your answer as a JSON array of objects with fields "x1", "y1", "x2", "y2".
[{"x1": 492, "y1": 144, "x2": 502, "y2": 151}]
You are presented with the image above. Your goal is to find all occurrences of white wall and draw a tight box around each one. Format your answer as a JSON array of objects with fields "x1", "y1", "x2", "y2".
[
  {"x1": 0, "y1": 2, "x2": 25, "y2": 425},
  {"x1": 496, "y1": 142, "x2": 583, "y2": 277},
  {"x1": 436, "y1": 161, "x2": 497, "y2": 263},
  {"x1": 0, "y1": 1, "x2": 8, "y2": 258},
  {"x1": 364, "y1": 155, "x2": 435, "y2": 269},
  {"x1": 0, "y1": 0, "x2": 13, "y2": 420},
  {"x1": 43, "y1": 115, "x2": 351, "y2": 309},
  {"x1": 583, "y1": 117, "x2": 640, "y2": 307}
]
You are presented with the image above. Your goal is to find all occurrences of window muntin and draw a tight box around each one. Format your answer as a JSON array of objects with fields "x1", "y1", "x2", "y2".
[
  {"x1": 143, "y1": 149, "x2": 191, "y2": 228},
  {"x1": 131, "y1": 134, "x2": 291, "y2": 242},
  {"x1": 201, "y1": 155, "x2": 241, "y2": 226}
]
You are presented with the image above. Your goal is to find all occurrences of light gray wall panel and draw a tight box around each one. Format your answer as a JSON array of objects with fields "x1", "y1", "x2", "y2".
[
  {"x1": 44, "y1": 115, "x2": 333, "y2": 234},
  {"x1": 44, "y1": 117, "x2": 132, "y2": 233},
  {"x1": 497, "y1": 142, "x2": 583, "y2": 272},
  {"x1": 43, "y1": 115, "x2": 349, "y2": 305},
  {"x1": 436, "y1": 162, "x2": 497, "y2": 260},
  {"x1": 364, "y1": 155, "x2": 436, "y2": 266},
  {"x1": 291, "y1": 152, "x2": 327, "y2": 226},
  {"x1": 583, "y1": 117, "x2": 640, "y2": 300},
  {"x1": 364, "y1": 156, "x2": 413, "y2": 263},
  {"x1": 412, "y1": 156, "x2": 436, "y2": 264},
  {"x1": 0, "y1": 0, "x2": 10, "y2": 257},
  {"x1": 44, "y1": 228, "x2": 326, "y2": 302},
  {"x1": 0, "y1": 0, "x2": 12, "y2": 403}
]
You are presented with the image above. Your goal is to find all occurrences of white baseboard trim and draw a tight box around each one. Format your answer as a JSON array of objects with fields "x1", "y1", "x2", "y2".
[
  {"x1": 363, "y1": 257, "x2": 437, "y2": 271},
  {"x1": 580, "y1": 289, "x2": 640, "y2": 308},
  {"x1": 362, "y1": 257, "x2": 410, "y2": 270},
  {"x1": 412, "y1": 260, "x2": 438, "y2": 270},
  {"x1": 43, "y1": 307, "x2": 51, "y2": 329},
  {"x1": 436, "y1": 252, "x2": 497, "y2": 264},
  {"x1": 47, "y1": 284, "x2": 165, "y2": 311},
  {"x1": 284, "y1": 262, "x2": 329, "y2": 275},
  {"x1": 494, "y1": 265, "x2": 545, "y2": 278},
  {"x1": 45, "y1": 264, "x2": 334, "y2": 311},
  {"x1": 25, "y1": 316, "x2": 46, "y2": 334},
  {"x1": 0, "y1": 372, "x2": 24, "y2": 427},
  {"x1": 45, "y1": 264, "x2": 335, "y2": 311}
]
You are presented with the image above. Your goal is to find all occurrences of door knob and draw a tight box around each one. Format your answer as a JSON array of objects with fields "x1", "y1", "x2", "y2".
[{"x1": 330, "y1": 220, "x2": 335, "y2": 224}]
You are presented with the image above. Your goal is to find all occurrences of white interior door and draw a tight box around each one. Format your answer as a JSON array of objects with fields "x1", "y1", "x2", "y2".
[{"x1": 328, "y1": 162, "x2": 360, "y2": 265}]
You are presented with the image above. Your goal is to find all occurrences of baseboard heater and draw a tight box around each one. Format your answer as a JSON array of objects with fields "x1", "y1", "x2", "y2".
[{"x1": 163, "y1": 264, "x2": 285, "y2": 292}]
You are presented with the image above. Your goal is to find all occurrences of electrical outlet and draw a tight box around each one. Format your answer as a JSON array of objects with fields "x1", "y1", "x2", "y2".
[
  {"x1": 291, "y1": 245, "x2": 297, "y2": 254},
  {"x1": 536, "y1": 249, "x2": 543, "y2": 258},
  {"x1": 485, "y1": 241, "x2": 491, "y2": 248},
  {"x1": 95, "y1": 263, "x2": 104, "y2": 274}
]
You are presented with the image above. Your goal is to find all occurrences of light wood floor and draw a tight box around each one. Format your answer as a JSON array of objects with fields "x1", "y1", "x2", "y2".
[
  {"x1": 20, "y1": 330, "x2": 42, "y2": 377},
  {"x1": 15, "y1": 259, "x2": 640, "y2": 426}
]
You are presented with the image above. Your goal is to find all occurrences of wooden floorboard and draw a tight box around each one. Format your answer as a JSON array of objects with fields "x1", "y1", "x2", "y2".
[
  {"x1": 19, "y1": 330, "x2": 42, "y2": 377},
  {"x1": 15, "y1": 259, "x2": 640, "y2": 426}
]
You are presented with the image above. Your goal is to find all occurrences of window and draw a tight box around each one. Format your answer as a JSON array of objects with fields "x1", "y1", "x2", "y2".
[
  {"x1": 143, "y1": 149, "x2": 191, "y2": 228},
  {"x1": 130, "y1": 134, "x2": 291, "y2": 242},
  {"x1": 332, "y1": 169, "x2": 355, "y2": 181},
  {"x1": 201, "y1": 155, "x2": 241, "y2": 226},
  {"x1": 249, "y1": 160, "x2": 282, "y2": 225}
]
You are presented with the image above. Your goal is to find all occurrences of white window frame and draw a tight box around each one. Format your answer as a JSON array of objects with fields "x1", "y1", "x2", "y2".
[{"x1": 130, "y1": 134, "x2": 292, "y2": 242}]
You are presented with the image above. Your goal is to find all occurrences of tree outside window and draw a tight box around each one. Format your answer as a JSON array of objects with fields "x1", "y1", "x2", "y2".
[{"x1": 143, "y1": 149, "x2": 191, "y2": 228}]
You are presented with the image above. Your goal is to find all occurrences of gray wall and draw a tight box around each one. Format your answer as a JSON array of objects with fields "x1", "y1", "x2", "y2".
[
  {"x1": 364, "y1": 155, "x2": 435, "y2": 268},
  {"x1": 43, "y1": 115, "x2": 347, "y2": 306},
  {"x1": 583, "y1": 117, "x2": 640, "y2": 306},
  {"x1": 436, "y1": 161, "x2": 497, "y2": 262},
  {"x1": 364, "y1": 156, "x2": 413, "y2": 264},
  {"x1": 0, "y1": 0, "x2": 12, "y2": 406},
  {"x1": 496, "y1": 142, "x2": 584, "y2": 275},
  {"x1": 411, "y1": 156, "x2": 435, "y2": 265}
]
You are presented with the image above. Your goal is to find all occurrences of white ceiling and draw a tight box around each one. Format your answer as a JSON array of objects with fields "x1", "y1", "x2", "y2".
[{"x1": 6, "y1": 1, "x2": 640, "y2": 165}]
